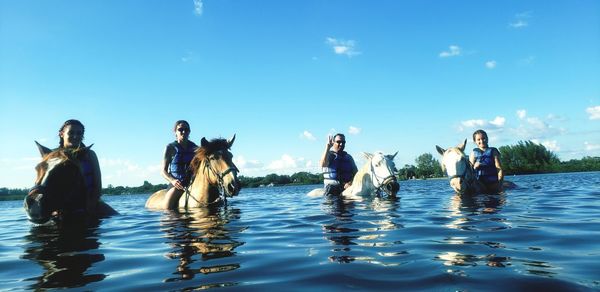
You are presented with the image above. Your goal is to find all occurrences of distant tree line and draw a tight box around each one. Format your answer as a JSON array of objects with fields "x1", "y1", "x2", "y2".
[{"x1": 239, "y1": 172, "x2": 322, "y2": 188}]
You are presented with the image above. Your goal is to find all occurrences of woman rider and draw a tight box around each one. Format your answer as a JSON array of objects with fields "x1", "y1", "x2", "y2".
[{"x1": 161, "y1": 120, "x2": 198, "y2": 209}]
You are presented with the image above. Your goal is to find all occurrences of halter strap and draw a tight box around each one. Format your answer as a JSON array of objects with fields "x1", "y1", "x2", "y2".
[{"x1": 369, "y1": 159, "x2": 397, "y2": 195}]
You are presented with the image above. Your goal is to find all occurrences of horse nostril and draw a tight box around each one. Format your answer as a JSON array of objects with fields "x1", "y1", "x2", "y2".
[{"x1": 227, "y1": 184, "x2": 236, "y2": 195}]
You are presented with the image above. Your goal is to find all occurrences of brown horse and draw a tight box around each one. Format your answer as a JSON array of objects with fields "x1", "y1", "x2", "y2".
[
  {"x1": 145, "y1": 136, "x2": 240, "y2": 209},
  {"x1": 24, "y1": 142, "x2": 117, "y2": 224}
]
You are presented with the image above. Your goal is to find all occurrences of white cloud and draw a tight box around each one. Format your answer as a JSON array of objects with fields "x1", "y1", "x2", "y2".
[
  {"x1": 460, "y1": 116, "x2": 505, "y2": 130},
  {"x1": 485, "y1": 60, "x2": 497, "y2": 69},
  {"x1": 439, "y1": 45, "x2": 461, "y2": 58},
  {"x1": 234, "y1": 155, "x2": 263, "y2": 170},
  {"x1": 193, "y1": 0, "x2": 203, "y2": 16},
  {"x1": 461, "y1": 119, "x2": 487, "y2": 128},
  {"x1": 100, "y1": 158, "x2": 163, "y2": 187},
  {"x1": 517, "y1": 109, "x2": 527, "y2": 119},
  {"x1": 267, "y1": 154, "x2": 297, "y2": 170},
  {"x1": 586, "y1": 106, "x2": 600, "y2": 120},
  {"x1": 532, "y1": 139, "x2": 560, "y2": 152},
  {"x1": 300, "y1": 130, "x2": 316, "y2": 141},
  {"x1": 585, "y1": 142, "x2": 600, "y2": 151},
  {"x1": 509, "y1": 20, "x2": 528, "y2": 28},
  {"x1": 326, "y1": 37, "x2": 361, "y2": 57},
  {"x1": 489, "y1": 116, "x2": 506, "y2": 127},
  {"x1": 511, "y1": 115, "x2": 565, "y2": 140},
  {"x1": 348, "y1": 126, "x2": 361, "y2": 135},
  {"x1": 509, "y1": 11, "x2": 531, "y2": 28}
]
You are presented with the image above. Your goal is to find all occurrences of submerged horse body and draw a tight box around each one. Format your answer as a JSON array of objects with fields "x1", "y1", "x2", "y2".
[
  {"x1": 146, "y1": 136, "x2": 240, "y2": 210},
  {"x1": 24, "y1": 142, "x2": 117, "y2": 224},
  {"x1": 308, "y1": 151, "x2": 400, "y2": 200}
]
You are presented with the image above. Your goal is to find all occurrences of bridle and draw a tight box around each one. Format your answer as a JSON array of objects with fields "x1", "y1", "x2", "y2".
[
  {"x1": 446, "y1": 154, "x2": 475, "y2": 186},
  {"x1": 184, "y1": 156, "x2": 238, "y2": 208},
  {"x1": 369, "y1": 157, "x2": 398, "y2": 195}
]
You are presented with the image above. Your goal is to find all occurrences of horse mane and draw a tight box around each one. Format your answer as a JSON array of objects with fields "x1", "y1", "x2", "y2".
[
  {"x1": 189, "y1": 138, "x2": 231, "y2": 173},
  {"x1": 34, "y1": 147, "x2": 86, "y2": 185}
]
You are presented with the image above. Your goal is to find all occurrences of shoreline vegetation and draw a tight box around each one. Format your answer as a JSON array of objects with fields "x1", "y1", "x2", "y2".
[{"x1": 2, "y1": 140, "x2": 599, "y2": 201}]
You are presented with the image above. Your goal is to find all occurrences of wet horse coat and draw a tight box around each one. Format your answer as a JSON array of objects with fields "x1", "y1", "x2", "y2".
[
  {"x1": 436, "y1": 139, "x2": 484, "y2": 195},
  {"x1": 145, "y1": 136, "x2": 240, "y2": 210},
  {"x1": 308, "y1": 151, "x2": 400, "y2": 200},
  {"x1": 24, "y1": 142, "x2": 117, "y2": 224}
]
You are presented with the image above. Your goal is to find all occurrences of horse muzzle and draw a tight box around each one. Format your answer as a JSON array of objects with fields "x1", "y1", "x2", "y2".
[
  {"x1": 24, "y1": 190, "x2": 52, "y2": 224},
  {"x1": 382, "y1": 177, "x2": 400, "y2": 197}
]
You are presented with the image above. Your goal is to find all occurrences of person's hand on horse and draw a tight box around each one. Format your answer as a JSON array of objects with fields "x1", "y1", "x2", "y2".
[{"x1": 171, "y1": 179, "x2": 185, "y2": 190}]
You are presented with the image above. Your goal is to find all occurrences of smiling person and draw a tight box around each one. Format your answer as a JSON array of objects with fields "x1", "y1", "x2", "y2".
[
  {"x1": 320, "y1": 133, "x2": 358, "y2": 196},
  {"x1": 58, "y1": 119, "x2": 117, "y2": 217},
  {"x1": 469, "y1": 129, "x2": 504, "y2": 193},
  {"x1": 161, "y1": 120, "x2": 198, "y2": 209}
]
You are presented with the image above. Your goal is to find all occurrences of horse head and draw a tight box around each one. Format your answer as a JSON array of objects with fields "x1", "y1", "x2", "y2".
[
  {"x1": 363, "y1": 151, "x2": 400, "y2": 197},
  {"x1": 191, "y1": 135, "x2": 240, "y2": 198},
  {"x1": 24, "y1": 142, "x2": 90, "y2": 224},
  {"x1": 436, "y1": 139, "x2": 474, "y2": 194}
]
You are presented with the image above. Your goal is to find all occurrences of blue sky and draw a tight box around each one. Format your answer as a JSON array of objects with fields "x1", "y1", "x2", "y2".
[{"x1": 1, "y1": 0, "x2": 599, "y2": 189}]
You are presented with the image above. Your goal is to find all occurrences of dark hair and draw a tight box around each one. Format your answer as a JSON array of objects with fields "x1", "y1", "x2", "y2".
[
  {"x1": 472, "y1": 129, "x2": 488, "y2": 141},
  {"x1": 59, "y1": 119, "x2": 85, "y2": 148},
  {"x1": 173, "y1": 120, "x2": 190, "y2": 131},
  {"x1": 333, "y1": 133, "x2": 346, "y2": 140}
]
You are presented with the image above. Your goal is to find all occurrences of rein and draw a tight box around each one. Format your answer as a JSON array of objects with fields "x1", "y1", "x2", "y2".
[{"x1": 197, "y1": 158, "x2": 238, "y2": 205}]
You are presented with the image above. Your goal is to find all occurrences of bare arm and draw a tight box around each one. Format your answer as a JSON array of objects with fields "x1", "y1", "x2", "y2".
[
  {"x1": 469, "y1": 152, "x2": 479, "y2": 169},
  {"x1": 493, "y1": 149, "x2": 504, "y2": 181},
  {"x1": 319, "y1": 135, "x2": 334, "y2": 167}
]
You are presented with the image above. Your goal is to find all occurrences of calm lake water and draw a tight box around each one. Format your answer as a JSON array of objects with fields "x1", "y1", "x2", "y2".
[{"x1": 1, "y1": 172, "x2": 599, "y2": 291}]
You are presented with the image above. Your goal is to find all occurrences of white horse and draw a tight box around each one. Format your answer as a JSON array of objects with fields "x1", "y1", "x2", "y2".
[
  {"x1": 307, "y1": 152, "x2": 400, "y2": 200},
  {"x1": 436, "y1": 139, "x2": 484, "y2": 195}
]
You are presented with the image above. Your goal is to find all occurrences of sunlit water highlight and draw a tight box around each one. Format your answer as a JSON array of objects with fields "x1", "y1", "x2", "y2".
[{"x1": 1, "y1": 172, "x2": 599, "y2": 291}]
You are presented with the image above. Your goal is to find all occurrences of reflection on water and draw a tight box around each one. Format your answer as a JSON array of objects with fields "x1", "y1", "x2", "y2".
[
  {"x1": 159, "y1": 206, "x2": 243, "y2": 287},
  {"x1": 438, "y1": 192, "x2": 512, "y2": 272},
  {"x1": 21, "y1": 220, "x2": 106, "y2": 289},
  {"x1": 322, "y1": 195, "x2": 404, "y2": 266}
]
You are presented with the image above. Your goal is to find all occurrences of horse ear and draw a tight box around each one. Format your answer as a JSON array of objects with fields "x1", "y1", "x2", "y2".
[
  {"x1": 35, "y1": 141, "x2": 52, "y2": 157},
  {"x1": 227, "y1": 134, "x2": 236, "y2": 148},
  {"x1": 458, "y1": 139, "x2": 467, "y2": 151},
  {"x1": 201, "y1": 137, "x2": 209, "y2": 147},
  {"x1": 435, "y1": 145, "x2": 445, "y2": 155},
  {"x1": 362, "y1": 152, "x2": 373, "y2": 159}
]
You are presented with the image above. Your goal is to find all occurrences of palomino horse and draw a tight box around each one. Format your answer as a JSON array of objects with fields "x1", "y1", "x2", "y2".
[
  {"x1": 146, "y1": 136, "x2": 240, "y2": 209},
  {"x1": 307, "y1": 151, "x2": 400, "y2": 200},
  {"x1": 436, "y1": 139, "x2": 484, "y2": 195},
  {"x1": 24, "y1": 142, "x2": 117, "y2": 224}
]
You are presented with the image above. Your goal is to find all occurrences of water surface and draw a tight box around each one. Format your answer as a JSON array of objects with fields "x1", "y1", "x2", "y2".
[{"x1": 1, "y1": 172, "x2": 598, "y2": 291}]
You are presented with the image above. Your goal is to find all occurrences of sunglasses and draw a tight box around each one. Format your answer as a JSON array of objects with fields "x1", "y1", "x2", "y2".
[
  {"x1": 177, "y1": 128, "x2": 190, "y2": 132},
  {"x1": 335, "y1": 140, "x2": 346, "y2": 144}
]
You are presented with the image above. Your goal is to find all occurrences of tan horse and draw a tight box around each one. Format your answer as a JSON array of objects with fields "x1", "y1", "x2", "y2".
[
  {"x1": 436, "y1": 139, "x2": 484, "y2": 195},
  {"x1": 308, "y1": 151, "x2": 400, "y2": 200},
  {"x1": 24, "y1": 142, "x2": 117, "y2": 224},
  {"x1": 146, "y1": 136, "x2": 240, "y2": 209}
]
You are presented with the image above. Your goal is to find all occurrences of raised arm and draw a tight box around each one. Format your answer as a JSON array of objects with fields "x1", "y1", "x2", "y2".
[{"x1": 319, "y1": 135, "x2": 334, "y2": 167}]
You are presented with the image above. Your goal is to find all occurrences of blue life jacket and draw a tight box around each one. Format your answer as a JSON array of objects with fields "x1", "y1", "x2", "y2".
[
  {"x1": 80, "y1": 156, "x2": 94, "y2": 192},
  {"x1": 169, "y1": 141, "x2": 198, "y2": 186},
  {"x1": 473, "y1": 147, "x2": 499, "y2": 183},
  {"x1": 323, "y1": 151, "x2": 357, "y2": 185}
]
